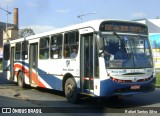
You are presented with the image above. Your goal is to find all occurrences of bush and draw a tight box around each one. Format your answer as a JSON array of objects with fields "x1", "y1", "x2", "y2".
[
  {"x1": 156, "y1": 73, "x2": 160, "y2": 87},
  {"x1": 0, "y1": 60, "x2": 2, "y2": 70}
]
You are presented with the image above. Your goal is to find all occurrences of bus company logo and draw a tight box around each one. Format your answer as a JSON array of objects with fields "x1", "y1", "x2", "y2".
[
  {"x1": 133, "y1": 77, "x2": 137, "y2": 82},
  {"x1": 2, "y1": 108, "x2": 11, "y2": 113},
  {"x1": 66, "y1": 60, "x2": 70, "y2": 67}
]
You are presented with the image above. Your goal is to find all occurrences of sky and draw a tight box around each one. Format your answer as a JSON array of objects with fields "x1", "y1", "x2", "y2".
[{"x1": 0, "y1": 0, "x2": 160, "y2": 34}]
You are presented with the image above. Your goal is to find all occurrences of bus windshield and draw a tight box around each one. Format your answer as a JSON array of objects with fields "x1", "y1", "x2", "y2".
[{"x1": 102, "y1": 33, "x2": 153, "y2": 69}]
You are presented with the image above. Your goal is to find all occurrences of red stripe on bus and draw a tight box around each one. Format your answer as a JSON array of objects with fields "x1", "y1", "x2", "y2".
[
  {"x1": 84, "y1": 77, "x2": 94, "y2": 80},
  {"x1": 14, "y1": 64, "x2": 46, "y2": 88}
]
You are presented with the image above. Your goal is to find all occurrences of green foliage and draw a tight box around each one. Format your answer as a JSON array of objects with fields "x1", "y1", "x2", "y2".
[
  {"x1": 19, "y1": 28, "x2": 35, "y2": 38},
  {"x1": 156, "y1": 73, "x2": 160, "y2": 87},
  {"x1": 0, "y1": 60, "x2": 2, "y2": 70}
]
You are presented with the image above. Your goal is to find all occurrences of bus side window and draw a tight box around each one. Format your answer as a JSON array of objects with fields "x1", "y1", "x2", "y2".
[
  {"x1": 64, "y1": 31, "x2": 79, "y2": 58},
  {"x1": 22, "y1": 40, "x2": 28, "y2": 59},
  {"x1": 50, "y1": 34, "x2": 62, "y2": 59},
  {"x1": 39, "y1": 37, "x2": 49, "y2": 59},
  {"x1": 15, "y1": 42, "x2": 21, "y2": 60},
  {"x1": 64, "y1": 33, "x2": 69, "y2": 58}
]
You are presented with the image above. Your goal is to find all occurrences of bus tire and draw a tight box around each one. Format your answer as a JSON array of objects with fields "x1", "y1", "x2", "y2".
[
  {"x1": 65, "y1": 78, "x2": 79, "y2": 103},
  {"x1": 17, "y1": 72, "x2": 25, "y2": 88}
]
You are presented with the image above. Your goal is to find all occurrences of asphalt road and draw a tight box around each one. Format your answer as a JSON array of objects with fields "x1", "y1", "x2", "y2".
[{"x1": 0, "y1": 72, "x2": 160, "y2": 116}]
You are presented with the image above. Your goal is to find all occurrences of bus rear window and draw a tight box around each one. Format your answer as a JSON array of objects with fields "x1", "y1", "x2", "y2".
[{"x1": 3, "y1": 44, "x2": 10, "y2": 60}]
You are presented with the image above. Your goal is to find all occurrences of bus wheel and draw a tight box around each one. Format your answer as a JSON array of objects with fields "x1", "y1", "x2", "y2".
[
  {"x1": 17, "y1": 72, "x2": 25, "y2": 88},
  {"x1": 65, "y1": 78, "x2": 78, "y2": 103}
]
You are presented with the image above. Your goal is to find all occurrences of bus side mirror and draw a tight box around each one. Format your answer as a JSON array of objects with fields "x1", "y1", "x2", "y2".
[{"x1": 99, "y1": 50, "x2": 104, "y2": 57}]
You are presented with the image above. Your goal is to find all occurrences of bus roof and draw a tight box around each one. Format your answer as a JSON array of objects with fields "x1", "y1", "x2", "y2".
[{"x1": 9, "y1": 19, "x2": 147, "y2": 43}]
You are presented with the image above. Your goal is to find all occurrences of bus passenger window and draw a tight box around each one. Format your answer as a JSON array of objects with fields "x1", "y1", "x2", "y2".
[
  {"x1": 39, "y1": 37, "x2": 49, "y2": 59},
  {"x1": 70, "y1": 48, "x2": 77, "y2": 58},
  {"x1": 22, "y1": 40, "x2": 28, "y2": 59},
  {"x1": 64, "y1": 31, "x2": 79, "y2": 58},
  {"x1": 63, "y1": 46, "x2": 69, "y2": 58},
  {"x1": 15, "y1": 42, "x2": 21, "y2": 60},
  {"x1": 50, "y1": 34, "x2": 62, "y2": 59}
]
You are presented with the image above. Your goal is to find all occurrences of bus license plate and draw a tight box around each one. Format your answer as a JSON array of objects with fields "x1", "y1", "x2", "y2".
[{"x1": 131, "y1": 85, "x2": 140, "y2": 90}]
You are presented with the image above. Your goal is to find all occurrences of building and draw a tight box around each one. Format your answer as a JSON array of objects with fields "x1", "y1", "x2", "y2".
[
  {"x1": 0, "y1": 22, "x2": 17, "y2": 46},
  {"x1": 134, "y1": 18, "x2": 160, "y2": 68},
  {"x1": 0, "y1": 8, "x2": 19, "y2": 58}
]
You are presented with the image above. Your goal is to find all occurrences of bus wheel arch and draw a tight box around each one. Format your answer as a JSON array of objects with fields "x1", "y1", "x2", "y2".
[{"x1": 62, "y1": 73, "x2": 79, "y2": 103}]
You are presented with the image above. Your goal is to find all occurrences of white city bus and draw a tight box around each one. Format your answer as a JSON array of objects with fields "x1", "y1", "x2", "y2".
[{"x1": 3, "y1": 19, "x2": 156, "y2": 103}]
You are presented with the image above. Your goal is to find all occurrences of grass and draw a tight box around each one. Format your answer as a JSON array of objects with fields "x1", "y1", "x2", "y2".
[
  {"x1": 0, "y1": 60, "x2": 2, "y2": 70},
  {"x1": 156, "y1": 72, "x2": 160, "y2": 87}
]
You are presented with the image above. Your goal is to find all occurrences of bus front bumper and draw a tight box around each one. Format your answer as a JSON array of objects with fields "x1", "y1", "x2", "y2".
[{"x1": 99, "y1": 77, "x2": 156, "y2": 96}]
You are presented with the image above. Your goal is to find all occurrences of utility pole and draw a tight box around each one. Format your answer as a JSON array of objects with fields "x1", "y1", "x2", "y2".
[
  {"x1": 77, "y1": 12, "x2": 96, "y2": 23},
  {"x1": 0, "y1": 6, "x2": 12, "y2": 40}
]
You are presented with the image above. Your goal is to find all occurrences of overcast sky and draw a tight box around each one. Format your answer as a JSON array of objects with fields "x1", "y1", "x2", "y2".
[{"x1": 0, "y1": 0, "x2": 160, "y2": 34}]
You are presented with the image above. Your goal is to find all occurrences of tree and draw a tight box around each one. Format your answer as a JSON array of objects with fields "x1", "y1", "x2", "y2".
[{"x1": 19, "y1": 28, "x2": 35, "y2": 38}]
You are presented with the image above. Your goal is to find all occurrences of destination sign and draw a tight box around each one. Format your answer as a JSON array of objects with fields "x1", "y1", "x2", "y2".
[{"x1": 99, "y1": 21, "x2": 148, "y2": 34}]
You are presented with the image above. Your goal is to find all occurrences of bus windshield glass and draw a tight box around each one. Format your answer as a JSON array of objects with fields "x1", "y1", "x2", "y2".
[{"x1": 102, "y1": 33, "x2": 153, "y2": 69}]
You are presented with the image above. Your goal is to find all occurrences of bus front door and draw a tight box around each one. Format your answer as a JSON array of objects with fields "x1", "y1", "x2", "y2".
[
  {"x1": 80, "y1": 33, "x2": 95, "y2": 94},
  {"x1": 29, "y1": 43, "x2": 38, "y2": 86}
]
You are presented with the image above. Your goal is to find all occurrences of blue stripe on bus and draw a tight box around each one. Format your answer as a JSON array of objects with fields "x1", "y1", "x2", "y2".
[
  {"x1": 14, "y1": 61, "x2": 155, "y2": 96},
  {"x1": 38, "y1": 69, "x2": 62, "y2": 90},
  {"x1": 100, "y1": 77, "x2": 156, "y2": 96}
]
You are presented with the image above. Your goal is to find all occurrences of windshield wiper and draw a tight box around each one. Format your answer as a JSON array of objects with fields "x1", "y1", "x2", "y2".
[{"x1": 113, "y1": 32, "x2": 121, "y2": 41}]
